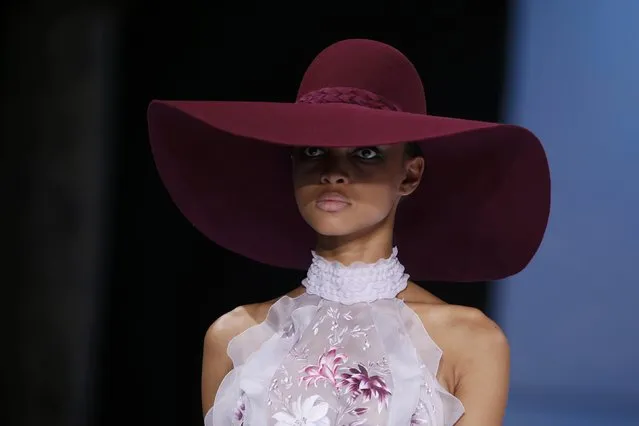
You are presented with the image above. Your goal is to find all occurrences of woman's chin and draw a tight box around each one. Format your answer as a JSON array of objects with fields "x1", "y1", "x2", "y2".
[
  {"x1": 307, "y1": 219, "x2": 360, "y2": 238},
  {"x1": 312, "y1": 225, "x2": 355, "y2": 237},
  {"x1": 301, "y1": 207, "x2": 390, "y2": 239},
  {"x1": 304, "y1": 212, "x2": 388, "y2": 240}
]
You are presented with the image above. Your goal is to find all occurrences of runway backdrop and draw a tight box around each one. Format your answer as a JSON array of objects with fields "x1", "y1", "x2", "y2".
[{"x1": 498, "y1": 1, "x2": 639, "y2": 425}]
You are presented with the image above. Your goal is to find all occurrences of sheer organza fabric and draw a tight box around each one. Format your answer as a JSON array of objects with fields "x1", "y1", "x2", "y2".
[
  {"x1": 204, "y1": 294, "x2": 464, "y2": 426},
  {"x1": 205, "y1": 249, "x2": 464, "y2": 426}
]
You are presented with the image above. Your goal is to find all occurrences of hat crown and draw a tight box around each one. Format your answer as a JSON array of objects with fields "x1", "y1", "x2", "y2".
[{"x1": 296, "y1": 39, "x2": 427, "y2": 114}]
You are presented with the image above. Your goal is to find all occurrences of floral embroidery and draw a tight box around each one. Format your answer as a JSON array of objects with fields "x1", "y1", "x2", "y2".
[
  {"x1": 259, "y1": 301, "x2": 458, "y2": 426},
  {"x1": 299, "y1": 347, "x2": 348, "y2": 388},
  {"x1": 328, "y1": 323, "x2": 375, "y2": 349},
  {"x1": 312, "y1": 306, "x2": 350, "y2": 336},
  {"x1": 288, "y1": 344, "x2": 310, "y2": 362},
  {"x1": 411, "y1": 400, "x2": 428, "y2": 425},
  {"x1": 212, "y1": 254, "x2": 466, "y2": 426},
  {"x1": 310, "y1": 306, "x2": 373, "y2": 349},
  {"x1": 295, "y1": 347, "x2": 392, "y2": 423},
  {"x1": 333, "y1": 392, "x2": 370, "y2": 425},
  {"x1": 272, "y1": 395, "x2": 330, "y2": 426},
  {"x1": 233, "y1": 393, "x2": 246, "y2": 425},
  {"x1": 282, "y1": 321, "x2": 295, "y2": 338},
  {"x1": 280, "y1": 307, "x2": 396, "y2": 425},
  {"x1": 338, "y1": 364, "x2": 391, "y2": 412},
  {"x1": 366, "y1": 357, "x2": 391, "y2": 377},
  {"x1": 268, "y1": 366, "x2": 295, "y2": 408}
]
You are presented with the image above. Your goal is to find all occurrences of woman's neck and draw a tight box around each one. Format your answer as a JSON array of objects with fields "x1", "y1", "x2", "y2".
[{"x1": 314, "y1": 225, "x2": 394, "y2": 265}]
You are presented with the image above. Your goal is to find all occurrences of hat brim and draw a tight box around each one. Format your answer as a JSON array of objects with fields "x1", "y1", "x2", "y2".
[{"x1": 147, "y1": 100, "x2": 550, "y2": 282}]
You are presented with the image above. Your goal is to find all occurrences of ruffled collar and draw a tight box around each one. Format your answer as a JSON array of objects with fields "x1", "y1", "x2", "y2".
[{"x1": 301, "y1": 247, "x2": 409, "y2": 305}]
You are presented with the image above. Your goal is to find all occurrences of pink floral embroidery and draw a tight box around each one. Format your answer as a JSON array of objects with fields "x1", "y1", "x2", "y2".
[
  {"x1": 350, "y1": 407, "x2": 368, "y2": 416},
  {"x1": 410, "y1": 399, "x2": 428, "y2": 424},
  {"x1": 411, "y1": 412, "x2": 427, "y2": 425},
  {"x1": 338, "y1": 364, "x2": 391, "y2": 412},
  {"x1": 299, "y1": 347, "x2": 348, "y2": 388},
  {"x1": 233, "y1": 394, "x2": 246, "y2": 425}
]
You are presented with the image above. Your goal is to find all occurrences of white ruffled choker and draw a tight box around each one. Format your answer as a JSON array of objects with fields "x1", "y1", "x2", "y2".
[{"x1": 302, "y1": 246, "x2": 409, "y2": 305}]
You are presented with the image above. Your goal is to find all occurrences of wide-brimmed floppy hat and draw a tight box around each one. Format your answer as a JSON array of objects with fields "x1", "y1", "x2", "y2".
[{"x1": 146, "y1": 38, "x2": 550, "y2": 282}]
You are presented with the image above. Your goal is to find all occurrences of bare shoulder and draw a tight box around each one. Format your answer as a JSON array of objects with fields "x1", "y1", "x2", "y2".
[
  {"x1": 205, "y1": 286, "x2": 304, "y2": 354},
  {"x1": 413, "y1": 303, "x2": 507, "y2": 343},
  {"x1": 204, "y1": 302, "x2": 269, "y2": 348},
  {"x1": 201, "y1": 300, "x2": 276, "y2": 415},
  {"x1": 408, "y1": 302, "x2": 510, "y2": 424},
  {"x1": 201, "y1": 288, "x2": 305, "y2": 415},
  {"x1": 410, "y1": 303, "x2": 509, "y2": 372}
]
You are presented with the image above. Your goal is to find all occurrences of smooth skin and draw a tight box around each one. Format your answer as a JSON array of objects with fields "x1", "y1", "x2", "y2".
[{"x1": 202, "y1": 144, "x2": 510, "y2": 425}]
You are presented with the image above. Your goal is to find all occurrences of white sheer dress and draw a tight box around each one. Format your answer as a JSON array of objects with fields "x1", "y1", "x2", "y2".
[{"x1": 205, "y1": 248, "x2": 465, "y2": 426}]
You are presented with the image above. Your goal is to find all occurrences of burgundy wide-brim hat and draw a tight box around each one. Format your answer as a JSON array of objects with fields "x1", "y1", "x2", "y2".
[{"x1": 147, "y1": 39, "x2": 550, "y2": 282}]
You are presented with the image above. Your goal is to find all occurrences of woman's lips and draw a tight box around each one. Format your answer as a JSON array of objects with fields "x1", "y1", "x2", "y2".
[{"x1": 316, "y1": 191, "x2": 351, "y2": 212}]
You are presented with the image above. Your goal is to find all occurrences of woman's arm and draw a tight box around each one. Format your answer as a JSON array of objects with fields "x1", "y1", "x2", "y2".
[{"x1": 452, "y1": 309, "x2": 510, "y2": 426}]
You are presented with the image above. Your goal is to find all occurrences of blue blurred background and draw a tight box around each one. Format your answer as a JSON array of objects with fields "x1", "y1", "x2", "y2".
[
  {"x1": 498, "y1": 1, "x2": 639, "y2": 424},
  {"x1": 2, "y1": 1, "x2": 637, "y2": 425}
]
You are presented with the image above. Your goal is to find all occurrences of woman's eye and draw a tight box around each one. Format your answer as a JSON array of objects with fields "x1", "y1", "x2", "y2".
[
  {"x1": 303, "y1": 147, "x2": 325, "y2": 157},
  {"x1": 354, "y1": 147, "x2": 381, "y2": 160}
]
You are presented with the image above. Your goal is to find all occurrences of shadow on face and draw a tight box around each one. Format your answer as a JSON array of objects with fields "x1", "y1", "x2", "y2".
[{"x1": 291, "y1": 143, "x2": 425, "y2": 237}]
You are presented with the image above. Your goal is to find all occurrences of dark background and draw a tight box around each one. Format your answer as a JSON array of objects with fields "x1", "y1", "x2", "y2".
[{"x1": 3, "y1": 3, "x2": 509, "y2": 426}]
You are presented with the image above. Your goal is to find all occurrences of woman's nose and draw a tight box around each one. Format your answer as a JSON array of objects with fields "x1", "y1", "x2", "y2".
[
  {"x1": 320, "y1": 173, "x2": 348, "y2": 184},
  {"x1": 319, "y1": 157, "x2": 351, "y2": 184}
]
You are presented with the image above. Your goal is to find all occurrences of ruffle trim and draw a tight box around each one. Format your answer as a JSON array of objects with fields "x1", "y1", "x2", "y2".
[
  {"x1": 309, "y1": 246, "x2": 402, "y2": 270},
  {"x1": 303, "y1": 247, "x2": 409, "y2": 305},
  {"x1": 205, "y1": 294, "x2": 465, "y2": 426},
  {"x1": 398, "y1": 300, "x2": 465, "y2": 426},
  {"x1": 206, "y1": 294, "x2": 320, "y2": 425}
]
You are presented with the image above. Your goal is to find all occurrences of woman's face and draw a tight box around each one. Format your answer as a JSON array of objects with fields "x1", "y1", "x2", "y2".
[{"x1": 292, "y1": 144, "x2": 424, "y2": 237}]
